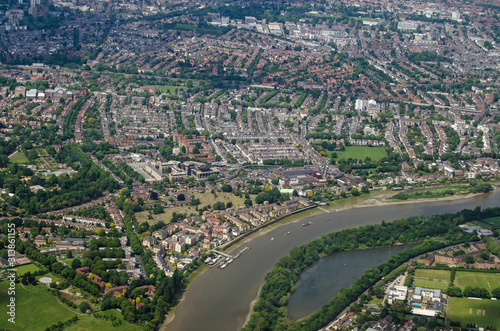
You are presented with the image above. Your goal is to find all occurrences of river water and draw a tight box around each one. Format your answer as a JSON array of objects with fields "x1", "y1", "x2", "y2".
[
  {"x1": 163, "y1": 190, "x2": 500, "y2": 331},
  {"x1": 287, "y1": 244, "x2": 414, "y2": 319}
]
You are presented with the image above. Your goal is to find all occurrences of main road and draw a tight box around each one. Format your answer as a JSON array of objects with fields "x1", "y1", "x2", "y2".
[{"x1": 163, "y1": 189, "x2": 500, "y2": 331}]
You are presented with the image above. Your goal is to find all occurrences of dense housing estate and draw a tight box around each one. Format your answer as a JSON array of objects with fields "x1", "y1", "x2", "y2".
[{"x1": 0, "y1": 0, "x2": 499, "y2": 329}]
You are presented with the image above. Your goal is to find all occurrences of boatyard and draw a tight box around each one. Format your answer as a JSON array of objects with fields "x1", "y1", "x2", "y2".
[{"x1": 205, "y1": 246, "x2": 251, "y2": 269}]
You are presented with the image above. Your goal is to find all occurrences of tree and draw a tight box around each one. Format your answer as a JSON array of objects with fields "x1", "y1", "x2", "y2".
[
  {"x1": 79, "y1": 302, "x2": 91, "y2": 313},
  {"x1": 153, "y1": 202, "x2": 164, "y2": 214},
  {"x1": 244, "y1": 199, "x2": 253, "y2": 207},
  {"x1": 71, "y1": 258, "x2": 82, "y2": 270},
  {"x1": 351, "y1": 188, "x2": 360, "y2": 196},
  {"x1": 492, "y1": 287, "x2": 500, "y2": 298},
  {"x1": 213, "y1": 201, "x2": 225, "y2": 210},
  {"x1": 222, "y1": 184, "x2": 233, "y2": 192},
  {"x1": 465, "y1": 255, "x2": 474, "y2": 264},
  {"x1": 100, "y1": 297, "x2": 111, "y2": 311},
  {"x1": 290, "y1": 247, "x2": 303, "y2": 261},
  {"x1": 480, "y1": 251, "x2": 490, "y2": 260},
  {"x1": 361, "y1": 186, "x2": 369, "y2": 194}
]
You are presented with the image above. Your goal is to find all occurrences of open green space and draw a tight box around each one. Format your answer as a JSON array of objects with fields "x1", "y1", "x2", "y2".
[
  {"x1": 329, "y1": 146, "x2": 387, "y2": 161},
  {"x1": 0, "y1": 281, "x2": 77, "y2": 330},
  {"x1": 413, "y1": 268, "x2": 450, "y2": 290},
  {"x1": 483, "y1": 216, "x2": 500, "y2": 228},
  {"x1": 413, "y1": 278, "x2": 449, "y2": 290},
  {"x1": 455, "y1": 272, "x2": 500, "y2": 289},
  {"x1": 36, "y1": 148, "x2": 49, "y2": 157},
  {"x1": 66, "y1": 310, "x2": 143, "y2": 331},
  {"x1": 470, "y1": 220, "x2": 496, "y2": 230},
  {"x1": 15, "y1": 263, "x2": 42, "y2": 276},
  {"x1": 8, "y1": 151, "x2": 30, "y2": 164},
  {"x1": 415, "y1": 269, "x2": 451, "y2": 281},
  {"x1": 33, "y1": 148, "x2": 59, "y2": 170},
  {"x1": 448, "y1": 297, "x2": 500, "y2": 328},
  {"x1": 137, "y1": 192, "x2": 250, "y2": 225}
]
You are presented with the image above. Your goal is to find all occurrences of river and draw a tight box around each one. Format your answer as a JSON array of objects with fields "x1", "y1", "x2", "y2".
[
  {"x1": 287, "y1": 244, "x2": 415, "y2": 319},
  {"x1": 163, "y1": 190, "x2": 500, "y2": 331}
]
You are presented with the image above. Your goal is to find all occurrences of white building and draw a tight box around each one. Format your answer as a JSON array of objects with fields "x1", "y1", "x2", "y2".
[
  {"x1": 387, "y1": 285, "x2": 408, "y2": 304},
  {"x1": 413, "y1": 287, "x2": 441, "y2": 302}
]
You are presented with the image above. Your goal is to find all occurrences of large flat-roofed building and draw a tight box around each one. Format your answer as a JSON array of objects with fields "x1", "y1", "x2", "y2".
[
  {"x1": 128, "y1": 162, "x2": 166, "y2": 182},
  {"x1": 413, "y1": 287, "x2": 441, "y2": 302},
  {"x1": 387, "y1": 285, "x2": 408, "y2": 304},
  {"x1": 410, "y1": 287, "x2": 444, "y2": 317},
  {"x1": 398, "y1": 21, "x2": 419, "y2": 31},
  {"x1": 191, "y1": 164, "x2": 219, "y2": 180},
  {"x1": 26, "y1": 89, "x2": 37, "y2": 98}
]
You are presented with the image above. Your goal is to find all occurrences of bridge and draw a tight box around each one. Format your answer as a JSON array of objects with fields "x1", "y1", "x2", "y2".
[{"x1": 210, "y1": 250, "x2": 232, "y2": 259}]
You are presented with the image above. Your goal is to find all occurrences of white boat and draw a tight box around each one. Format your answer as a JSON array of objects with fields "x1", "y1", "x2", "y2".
[{"x1": 219, "y1": 264, "x2": 227, "y2": 269}]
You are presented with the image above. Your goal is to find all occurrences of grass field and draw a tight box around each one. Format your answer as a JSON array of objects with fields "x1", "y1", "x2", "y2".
[
  {"x1": 66, "y1": 310, "x2": 143, "y2": 331},
  {"x1": 448, "y1": 297, "x2": 500, "y2": 328},
  {"x1": 412, "y1": 269, "x2": 450, "y2": 290},
  {"x1": 413, "y1": 278, "x2": 449, "y2": 290},
  {"x1": 469, "y1": 220, "x2": 496, "y2": 230},
  {"x1": 483, "y1": 216, "x2": 500, "y2": 228},
  {"x1": 9, "y1": 151, "x2": 30, "y2": 164},
  {"x1": 329, "y1": 146, "x2": 387, "y2": 161},
  {"x1": 15, "y1": 263, "x2": 42, "y2": 276},
  {"x1": 455, "y1": 272, "x2": 500, "y2": 289},
  {"x1": 415, "y1": 269, "x2": 451, "y2": 282},
  {"x1": 137, "y1": 192, "x2": 249, "y2": 225},
  {"x1": 0, "y1": 281, "x2": 77, "y2": 330}
]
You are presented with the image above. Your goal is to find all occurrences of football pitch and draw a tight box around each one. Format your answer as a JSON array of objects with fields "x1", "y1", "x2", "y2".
[
  {"x1": 413, "y1": 269, "x2": 450, "y2": 290},
  {"x1": 330, "y1": 146, "x2": 387, "y2": 161},
  {"x1": 414, "y1": 269, "x2": 450, "y2": 282},
  {"x1": 413, "y1": 278, "x2": 448, "y2": 290}
]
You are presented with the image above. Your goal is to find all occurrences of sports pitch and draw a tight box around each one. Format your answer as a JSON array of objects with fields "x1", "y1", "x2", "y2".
[
  {"x1": 0, "y1": 281, "x2": 76, "y2": 330},
  {"x1": 448, "y1": 297, "x2": 500, "y2": 328},
  {"x1": 413, "y1": 278, "x2": 449, "y2": 290},
  {"x1": 455, "y1": 272, "x2": 500, "y2": 290},
  {"x1": 329, "y1": 146, "x2": 387, "y2": 161},
  {"x1": 414, "y1": 269, "x2": 450, "y2": 282},
  {"x1": 413, "y1": 269, "x2": 450, "y2": 290}
]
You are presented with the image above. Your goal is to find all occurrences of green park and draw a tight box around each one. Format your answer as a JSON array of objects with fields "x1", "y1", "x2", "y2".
[{"x1": 330, "y1": 146, "x2": 387, "y2": 161}]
